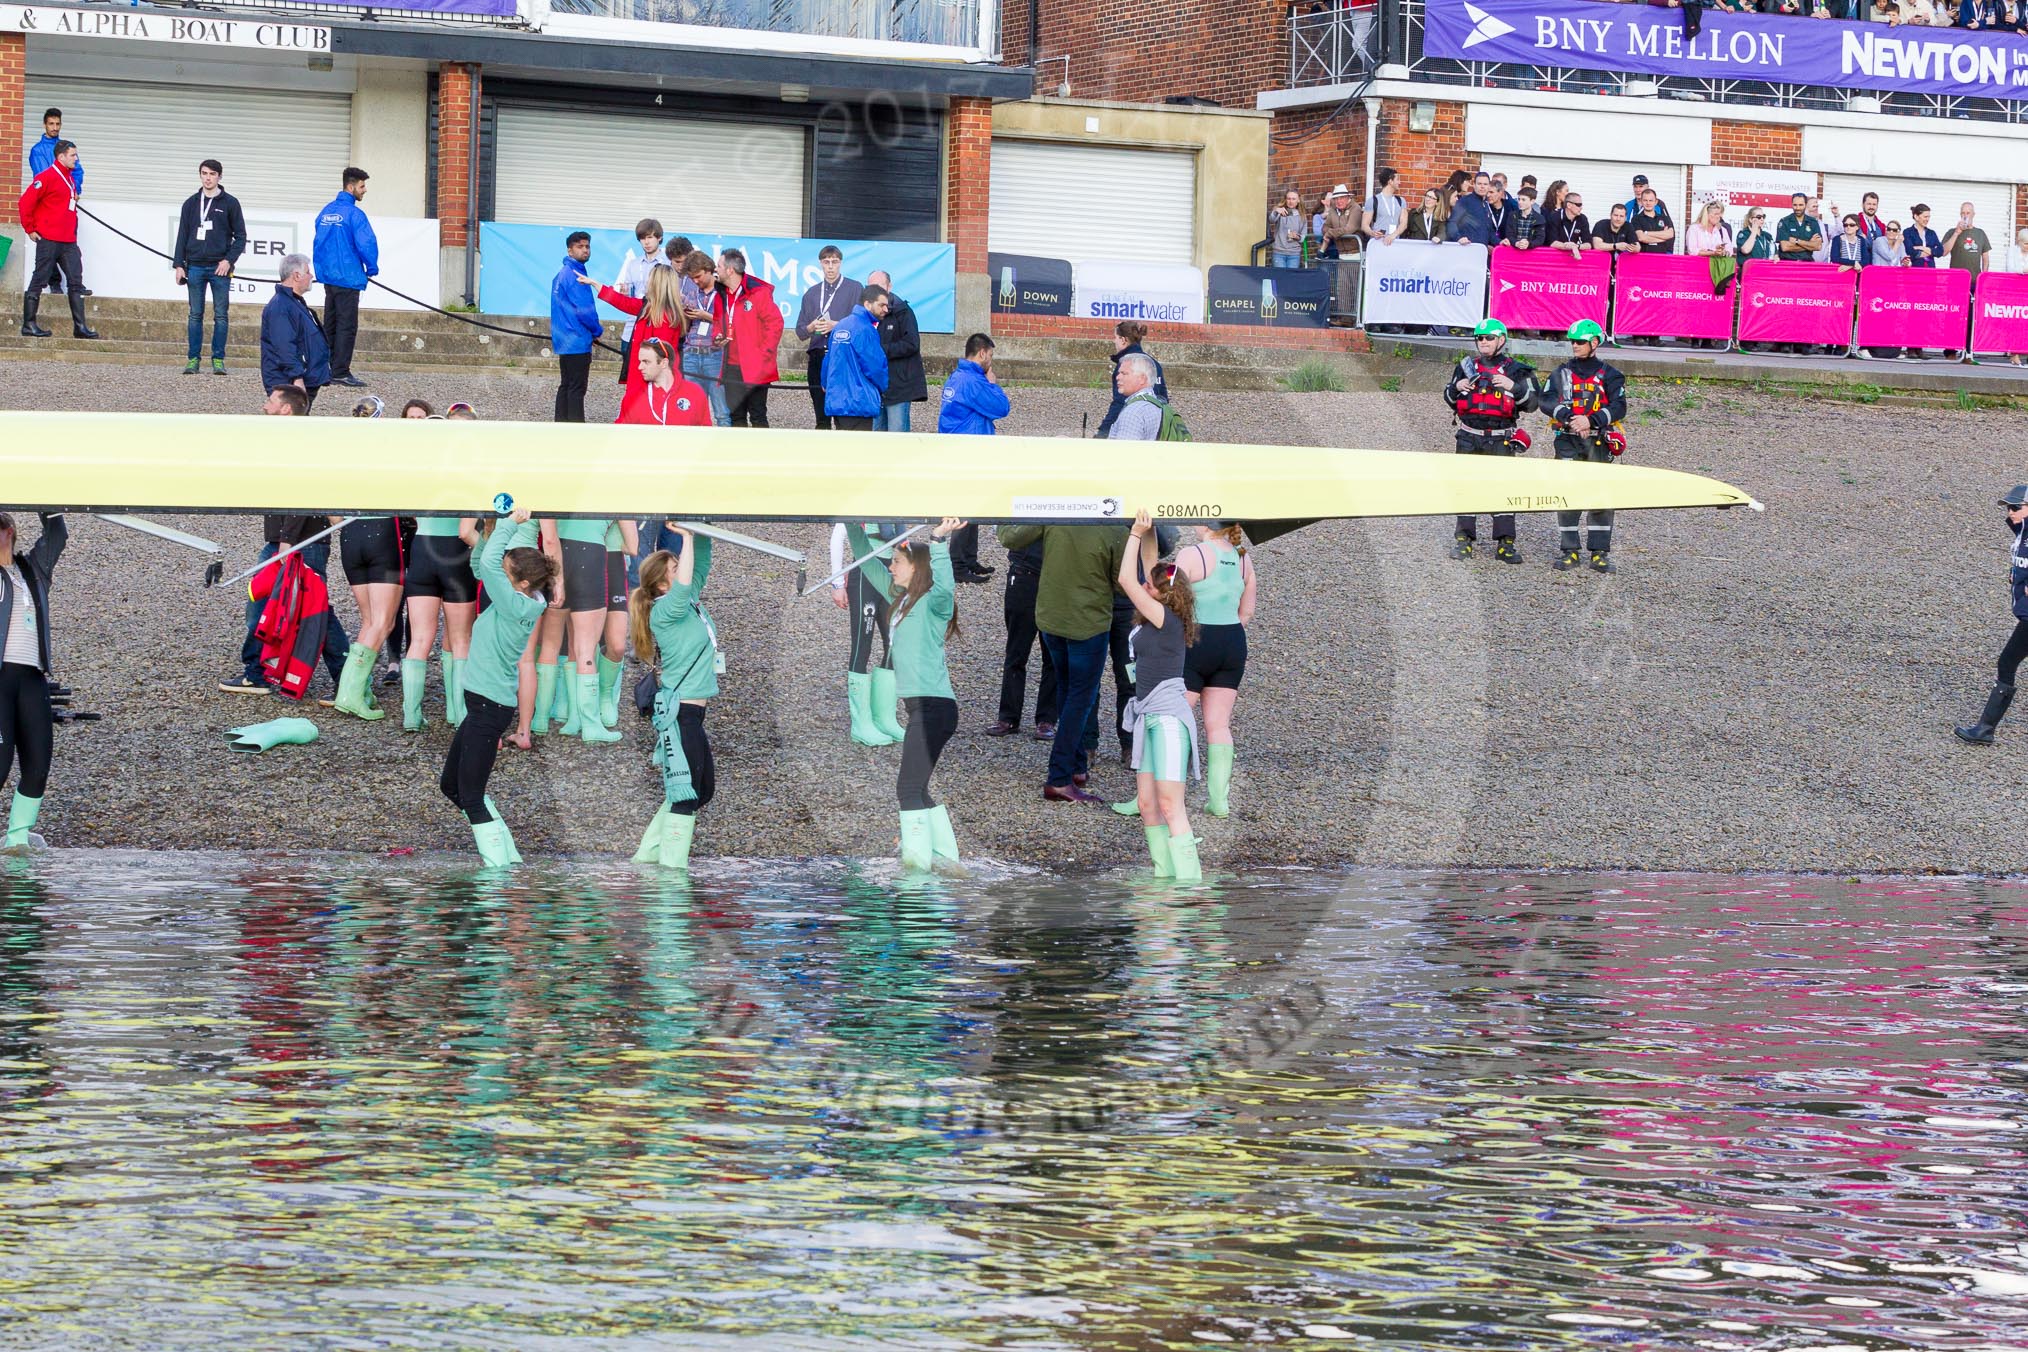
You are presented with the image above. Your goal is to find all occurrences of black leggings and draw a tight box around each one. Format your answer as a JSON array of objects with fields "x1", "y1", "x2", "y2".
[
  {"x1": 897, "y1": 696, "x2": 958, "y2": 811},
  {"x1": 669, "y1": 703, "x2": 716, "y2": 818},
  {"x1": 440, "y1": 690, "x2": 516, "y2": 824},
  {"x1": 0, "y1": 664, "x2": 53, "y2": 799},
  {"x1": 848, "y1": 565, "x2": 891, "y2": 675},
  {"x1": 1999, "y1": 619, "x2": 2028, "y2": 685}
]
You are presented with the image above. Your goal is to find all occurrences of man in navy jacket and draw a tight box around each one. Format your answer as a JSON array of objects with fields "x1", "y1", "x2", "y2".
[
  {"x1": 260, "y1": 255, "x2": 330, "y2": 409},
  {"x1": 312, "y1": 167, "x2": 377, "y2": 387},
  {"x1": 549, "y1": 231, "x2": 603, "y2": 422},
  {"x1": 1446, "y1": 173, "x2": 1500, "y2": 246},
  {"x1": 816, "y1": 286, "x2": 891, "y2": 431}
]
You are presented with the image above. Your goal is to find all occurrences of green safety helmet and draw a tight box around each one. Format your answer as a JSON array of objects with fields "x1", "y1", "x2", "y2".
[
  {"x1": 1566, "y1": 319, "x2": 1604, "y2": 344},
  {"x1": 1473, "y1": 318, "x2": 1508, "y2": 339}
]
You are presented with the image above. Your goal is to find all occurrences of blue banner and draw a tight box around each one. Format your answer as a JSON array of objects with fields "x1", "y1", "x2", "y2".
[
  {"x1": 478, "y1": 223, "x2": 957, "y2": 333},
  {"x1": 1425, "y1": 0, "x2": 2028, "y2": 100}
]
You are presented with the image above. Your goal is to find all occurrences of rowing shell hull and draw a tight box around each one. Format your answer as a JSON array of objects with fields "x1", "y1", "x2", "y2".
[{"x1": 0, "y1": 413, "x2": 1758, "y2": 522}]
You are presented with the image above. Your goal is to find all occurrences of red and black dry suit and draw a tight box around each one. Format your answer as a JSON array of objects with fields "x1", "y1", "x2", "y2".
[
  {"x1": 1444, "y1": 351, "x2": 1539, "y2": 542},
  {"x1": 1545, "y1": 354, "x2": 1628, "y2": 557}
]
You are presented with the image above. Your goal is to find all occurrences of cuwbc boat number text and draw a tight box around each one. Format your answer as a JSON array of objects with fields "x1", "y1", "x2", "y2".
[{"x1": 1155, "y1": 504, "x2": 1222, "y2": 518}]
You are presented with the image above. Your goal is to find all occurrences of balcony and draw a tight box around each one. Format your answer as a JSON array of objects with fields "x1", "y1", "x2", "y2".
[{"x1": 549, "y1": 0, "x2": 986, "y2": 48}]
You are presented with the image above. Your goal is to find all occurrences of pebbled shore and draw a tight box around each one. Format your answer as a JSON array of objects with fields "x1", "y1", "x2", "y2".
[{"x1": 6, "y1": 356, "x2": 2024, "y2": 874}]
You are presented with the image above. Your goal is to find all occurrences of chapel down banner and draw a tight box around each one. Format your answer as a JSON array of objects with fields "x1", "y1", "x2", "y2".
[{"x1": 1426, "y1": 0, "x2": 2028, "y2": 101}]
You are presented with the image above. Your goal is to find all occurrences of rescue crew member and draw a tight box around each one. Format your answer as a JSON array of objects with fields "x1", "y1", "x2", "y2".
[
  {"x1": 618, "y1": 336, "x2": 711, "y2": 427},
  {"x1": 1544, "y1": 319, "x2": 1628, "y2": 574},
  {"x1": 631, "y1": 526, "x2": 718, "y2": 871},
  {"x1": 17, "y1": 140, "x2": 97, "y2": 341},
  {"x1": 1955, "y1": 484, "x2": 2028, "y2": 745},
  {"x1": 1444, "y1": 317, "x2": 1539, "y2": 563},
  {"x1": 890, "y1": 518, "x2": 965, "y2": 872},
  {"x1": 0, "y1": 511, "x2": 66, "y2": 850}
]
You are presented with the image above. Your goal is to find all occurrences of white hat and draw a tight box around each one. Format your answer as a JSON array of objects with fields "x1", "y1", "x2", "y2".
[{"x1": 1330, "y1": 183, "x2": 1352, "y2": 197}]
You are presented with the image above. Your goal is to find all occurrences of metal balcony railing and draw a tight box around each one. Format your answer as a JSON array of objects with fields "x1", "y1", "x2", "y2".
[{"x1": 550, "y1": 0, "x2": 984, "y2": 46}]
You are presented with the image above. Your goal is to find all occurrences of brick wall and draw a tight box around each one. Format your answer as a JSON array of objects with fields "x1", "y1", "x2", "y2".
[
  {"x1": 1373, "y1": 98, "x2": 1474, "y2": 198},
  {"x1": 946, "y1": 96, "x2": 992, "y2": 273},
  {"x1": 1002, "y1": 1, "x2": 1287, "y2": 109},
  {"x1": 0, "y1": 34, "x2": 20, "y2": 288},
  {"x1": 994, "y1": 311, "x2": 1369, "y2": 351},
  {"x1": 1709, "y1": 119, "x2": 1804, "y2": 171},
  {"x1": 1268, "y1": 105, "x2": 1368, "y2": 212},
  {"x1": 433, "y1": 63, "x2": 479, "y2": 248}
]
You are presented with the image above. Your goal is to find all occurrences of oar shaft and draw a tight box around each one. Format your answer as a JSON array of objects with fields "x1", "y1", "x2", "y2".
[
  {"x1": 799, "y1": 524, "x2": 930, "y2": 597},
  {"x1": 216, "y1": 518, "x2": 355, "y2": 589}
]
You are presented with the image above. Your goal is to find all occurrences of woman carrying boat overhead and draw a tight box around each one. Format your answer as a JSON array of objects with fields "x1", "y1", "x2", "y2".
[
  {"x1": 631, "y1": 525, "x2": 718, "y2": 871},
  {"x1": 0, "y1": 511, "x2": 66, "y2": 850}
]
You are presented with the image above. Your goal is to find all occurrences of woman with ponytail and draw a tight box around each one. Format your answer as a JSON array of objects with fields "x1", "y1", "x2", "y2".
[
  {"x1": 1176, "y1": 522, "x2": 1256, "y2": 817},
  {"x1": 887, "y1": 517, "x2": 965, "y2": 872},
  {"x1": 630, "y1": 525, "x2": 718, "y2": 871},
  {"x1": 1117, "y1": 510, "x2": 1202, "y2": 881}
]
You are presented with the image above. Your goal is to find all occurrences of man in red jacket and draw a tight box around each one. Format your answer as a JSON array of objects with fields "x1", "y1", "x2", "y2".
[
  {"x1": 17, "y1": 139, "x2": 97, "y2": 341},
  {"x1": 618, "y1": 336, "x2": 712, "y2": 426},
  {"x1": 716, "y1": 247, "x2": 783, "y2": 428}
]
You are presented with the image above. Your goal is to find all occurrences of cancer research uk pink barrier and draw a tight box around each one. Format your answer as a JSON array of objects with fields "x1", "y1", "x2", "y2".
[
  {"x1": 1488, "y1": 247, "x2": 1611, "y2": 333},
  {"x1": 1736, "y1": 261, "x2": 1857, "y2": 347},
  {"x1": 1971, "y1": 271, "x2": 2028, "y2": 356},
  {"x1": 1855, "y1": 265, "x2": 1972, "y2": 351},
  {"x1": 1610, "y1": 253, "x2": 1734, "y2": 343}
]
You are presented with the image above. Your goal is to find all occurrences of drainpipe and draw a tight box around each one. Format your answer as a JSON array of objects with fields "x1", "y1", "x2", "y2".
[
  {"x1": 1028, "y1": 0, "x2": 1038, "y2": 70},
  {"x1": 1362, "y1": 95, "x2": 1378, "y2": 205},
  {"x1": 464, "y1": 68, "x2": 479, "y2": 308}
]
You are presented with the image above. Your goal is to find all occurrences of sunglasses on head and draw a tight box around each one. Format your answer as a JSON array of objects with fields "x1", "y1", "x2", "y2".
[{"x1": 447, "y1": 401, "x2": 475, "y2": 415}]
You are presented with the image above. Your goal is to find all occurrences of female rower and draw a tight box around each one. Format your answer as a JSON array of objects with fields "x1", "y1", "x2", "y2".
[
  {"x1": 1117, "y1": 509, "x2": 1201, "y2": 881},
  {"x1": 533, "y1": 515, "x2": 634, "y2": 744},
  {"x1": 1957, "y1": 484, "x2": 2028, "y2": 744},
  {"x1": 1, "y1": 512, "x2": 66, "y2": 850},
  {"x1": 442, "y1": 508, "x2": 554, "y2": 867},
  {"x1": 890, "y1": 518, "x2": 964, "y2": 871},
  {"x1": 401, "y1": 514, "x2": 481, "y2": 731},
  {"x1": 631, "y1": 526, "x2": 717, "y2": 870},
  {"x1": 328, "y1": 397, "x2": 404, "y2": 720},
  {"x1": 401, "y1": 399, "x2": 432, "y2": 419},
  {"x1": 1176, "y1": 523, "x2": 1256, "y2": 817},
  {"x1": 832, "y1": 521, "x2": 908, "y2": 746}
]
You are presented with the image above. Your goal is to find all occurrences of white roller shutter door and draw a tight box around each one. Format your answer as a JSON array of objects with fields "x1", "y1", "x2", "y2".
[
  {"x1": 24, "y1": 77, "x2": 352, "y2": 211},
  {"x1": 1821, "y1": 174, "x2": 2013, "y2": 252},
  {"x1": 492, "y1": 104, "x2": 806, "y2": 236},
  {"x1": 1477, "y1": 155, "x2": 1688, "y2": 226},
  {"x1": 991, "y1": 139, "x2": 1196, "y2": 267}
]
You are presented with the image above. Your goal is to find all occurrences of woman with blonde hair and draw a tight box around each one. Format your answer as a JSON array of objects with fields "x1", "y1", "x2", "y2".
[
  {"x1": 1177, "y1": 523, "x2": 1255, "y2": 818},
  {"x1": 588, "y1": 265, "x2": 685, "y2": 404}
]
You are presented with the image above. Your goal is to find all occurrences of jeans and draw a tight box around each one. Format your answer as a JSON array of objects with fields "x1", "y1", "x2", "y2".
[
  {"x1": 682, "y1": 347, "x2": 730, "y2": 427},
  {"x1": 186, "y1": 271, "x2": 231, "y2": 360},
  {"x1": 632, "y1": 520, "x2": 686, "y2": 589},
  {"x1": 241, "y1": 539, "x2": 348, "y2": 687},
  {"x1": 1271, "y1": 253, "x2": 1302, "y2": 269},
  {"x1": 1039, "y1": 630, "x2": 1109, "y2": 787},
  {"x1": 875, "y1": 401, "x2": 912, "y2": 432}
]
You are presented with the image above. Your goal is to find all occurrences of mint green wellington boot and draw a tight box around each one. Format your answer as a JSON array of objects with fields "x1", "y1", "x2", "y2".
[
  {"x1": 898, "y1": 810, "x2": 935, "y2": 872},
  {"x1": 927, "y1": 804, "x2": 961, "y2": 864},
  {"x1": 472, "y1": 819, "x2": 516, "y2": 868},
  {"x1": 1206, "y1": 743, "x2": 1234, "y2": 818},
  {"x1": 484, "y1": 797, "x2": 524, "y2": 864},
  {"x1": 1144, "y1": 824, "x2": 1174, "y2": 877},
  {"x1": 557, "y1": 659, "x2": 585, "y2": 737},
  {"x1": 1167, "y1": 831, "x2": 1203, "y2": 882},
  {"x1": 5, "y1": 794, "x2": 42, "y2": 850},
  {"x1": 658, "y1": 811, "x2": 697, "y2": 871},
  {"x1": 332, "y1": 643, "x2": 385, "y2": 720},
  {"x1": 401, "y1": 658, "x2": 428, "y2": 731},
  {"x1": 441, "y1": 654, "x2": 467, "y2": 727},
  {"x1": 577, "y1": 672, "x2": 622, "y2": 744},
  {"x1": 634, "y1": 804, "x2": 672, "y2": 862},
  {"x1": 225, "y1": 718, "x2": 320, "y2": 752},
  {"x1": 848, "y1": 671, "x2": 896, "y2": 746},
  {"x1": 869, "y1": 666, "x2": 907, "y2": 744},
  {"x1": 596, "y1": 652, "x2": 624, "y2": 729},
  {"x1": 531, "y1": 659, "x2": 558, "y2": 736}
]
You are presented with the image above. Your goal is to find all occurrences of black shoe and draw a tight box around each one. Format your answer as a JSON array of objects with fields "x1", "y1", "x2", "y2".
[
  {"x1": 218, "y1": 675, "x2": 270, "y2": 695},
  {"x1": 1553, "y1": 550, "x2": 1580, "y2": 571},
  {"x1": 332, "y1": 374, "x2": 367, "y2": 388},
  {"x1": 1449, "y1": 534, "x2": 1475, "y2": 560},
  {"x1": 1588, "y1": 552, "x2": 1614, "y2": 574},
  {"x1": 985, "y1": 720, "x2": 1020, "y2": 736},
  {"x1": 1495, "y1": 539, "x2": 1522, "y2": 565},
  {"x1": 1955, "y1": 682, "x2": 2016, "y2": 744},
  {"x1": 77, "y1": 287, "x2": 93, "y2": 298}
]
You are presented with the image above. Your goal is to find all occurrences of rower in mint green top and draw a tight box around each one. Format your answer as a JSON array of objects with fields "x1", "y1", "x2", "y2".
[
  {"x1": 462, "y1": 517, "x2": 550, "y2": 706},
  {"x1": 890, "y1": 537, "x2": 956, "y2": 701},
  {"x1": 651, "y1": 536, "x2": 718, "y2": 702},
  {"x1": 415, "y1": 515, "x2": 469, "y2": 539},
  {"x1": 554, "y1": 518, "x2": 612, "y2": 545},
  {"x1": 1188, "y1": 541, "x2": 1247, "y2": 626}
]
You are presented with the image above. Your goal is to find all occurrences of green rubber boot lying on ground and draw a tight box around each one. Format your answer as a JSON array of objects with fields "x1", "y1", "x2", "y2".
[
  {"x1": 596, "y1": 652, "x2": 624, "y2": 729},
  {"x1": 226, "y1": 718, "x2": 320, "y2": 752},
  {"x1": 441, "y1": 653, "x2": 467, "y2": 727},
  {"x1": 577, "y1": 672, "x2": 622, "y2": 744},
  {"x1": 898, "y1": 809, "x2": 935, "y2": 872},
  {"x1": 1144, "y1": 824, "x2": 1173, "y2": 877},
  {"x1": 485, "y1": 797, "x2": 523, "y2": 865},
  {"x1": 1167, "y1": 831, "x2": 1203, "y2": 883},
  {"x1": 5, "y1": 793, "x2": 42, "y2": 850},
  {"x1": 1206, "y1": 743, "x2": 1234, "y2": 818},
  {"x1": 869, "y1": 666, "x2": 907, "y2": 743},
  {"x1": 532, "y1": 660, "x2": 558, "y2": 736},
  {"x1": 401, "y1": 658, "x2": 428, "y2": 731},
  {"x1": 332, "y1": 643, "x2": 385, "y2": 720},
  {"x1": 848, "y1": 671, "x2": 897, "y2": 746}
]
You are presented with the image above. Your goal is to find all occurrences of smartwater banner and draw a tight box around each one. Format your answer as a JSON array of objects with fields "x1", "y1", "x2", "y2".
[
  {"x1": 1488, "y1": 246, "x2": 1610, "y2": 332},
  {"x1": 1855, "y1": 266, "x2": 1971, "y2": 350},
  {"x1": 478, "y1": 223, "x2": 957, "y2": 333},
  {"x1": 1207, "y1": 265, "x2": 1330, "y2": 328},
  {"x1": 1736, "y1": 261, "x2": 1856, "y2": 346},
  {"x1": 988, "y1": 253, "x2": 1073, "y2": 316},
  {"x1": 1073, "y1": 261, "x2": 1205, "y2": 325},
  {"x1": 1612, "y1": 253, "x2": 1733, "y2": 342},
  {"x1": 1427, "y1": 0, "x2": 2028, "y2": 101},
  {"x1": 1359, "y1": 241, "x2": 1487, "y2": 327},
  {"x1": 1970, "y1": 272, "x2": 2028, "y2": 356}
]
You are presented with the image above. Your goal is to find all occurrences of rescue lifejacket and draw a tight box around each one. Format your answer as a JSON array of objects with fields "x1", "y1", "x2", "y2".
[
  {"x1": 249, "y1": 552, "x2": 332, "y2": 701},
  {"x1": 1455, "y1": 359, "x2": 1520, "y2": 421}
]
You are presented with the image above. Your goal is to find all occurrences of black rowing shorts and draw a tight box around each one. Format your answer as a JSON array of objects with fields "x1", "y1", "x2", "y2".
[
  {"x1": 340, "y1": 518, "x2": 403, "y2": 587},
  {"x1": 406, "y1": 534, "x2": 477, "y2": 604},
  {"x1": 560, "y1": 538, "x2": 622, "y2": 614},
  {"x1": 1185, "y1": 622, "x2": 1247, "y2": 693}
]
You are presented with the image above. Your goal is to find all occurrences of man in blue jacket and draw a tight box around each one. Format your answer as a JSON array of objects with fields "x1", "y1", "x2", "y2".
[
  {"x1": 938, "y1": 332, "x2": 1011, "y2": 584},
  {"x1": 260, "y1": 254, "x2": 330, "y2": 410},
  {"x1": 549, "y1": 230, "x2": 603, "y2": 422},
  {"x1": 817, "y1": 285, "x2": 890, "y2": 431},
  {"x1": 312, "y1": 167, "x2": 377, "y2": 388},
  {"x1": 25, "y1": 109, "x2": 81, "y2": 298},
  {"x1": 1446, "y1": 172, "x2": 1500, "y2": 246}
]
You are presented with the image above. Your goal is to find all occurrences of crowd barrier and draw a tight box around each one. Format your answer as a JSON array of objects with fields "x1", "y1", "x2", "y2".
[{"x1": 1355, "y1": 241, "x2": 2028, "y2": 358}]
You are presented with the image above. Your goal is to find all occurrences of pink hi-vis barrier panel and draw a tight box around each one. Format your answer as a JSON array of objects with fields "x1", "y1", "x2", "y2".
[
  {"x1": 1488, "y1": 246, "x2": 1612, "y2": 332},
  {"x1": 1971, "y1": 271, "x2": 2028, "y2": 356},
  {"x1": 1611, "y1": 253, "x2": 1734, "y2": 342},
  {"x1": 1855, "y1": 265, "x2": 1972, "y2": 351},
  {"x1": 1735, "y1": 261, "x2": 1856, "y2": 346}
]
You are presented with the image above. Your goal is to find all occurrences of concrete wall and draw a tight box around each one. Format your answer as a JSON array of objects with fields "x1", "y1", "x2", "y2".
[
  {"x1": 350, "y1": 60, "x2": 428, "y2": 219},
  {"x1": 990, "y1": 98, "x2": 1269, "y2": 272}
]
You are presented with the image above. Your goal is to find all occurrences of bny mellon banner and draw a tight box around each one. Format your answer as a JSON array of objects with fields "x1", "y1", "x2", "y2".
[{"x1": 1426, "y1": 0, "x2": 2028, "y2": 101}]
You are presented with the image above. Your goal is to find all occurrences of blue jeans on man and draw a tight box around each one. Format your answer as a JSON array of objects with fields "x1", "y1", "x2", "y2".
[
  {"x1": 1271, "y1": 253, "x2": 1303, "y2": 269},
  {"x1": 682, "y1": 347, "x2": 730, "y2": 427},
  {"x1": 240, "y1": 539, "x2": 349, "y2": 688},
  {"x1": 1039, "y1": 630, "x2": 1110, "y2": 787},
  {"x1": 187, "y1": 270, "x2": 231, "y2": 362},
  {"x1": 631, "y1": 520, "x2": 686, "y2": 590},
  {"x1": 875, "y1": 401, "x2": 912, "y2": 432}
]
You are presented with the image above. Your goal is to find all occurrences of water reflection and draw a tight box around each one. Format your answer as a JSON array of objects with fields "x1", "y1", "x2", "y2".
[{"x1": 1, "y1": 855, "x2": 2025, "y2": 1347}]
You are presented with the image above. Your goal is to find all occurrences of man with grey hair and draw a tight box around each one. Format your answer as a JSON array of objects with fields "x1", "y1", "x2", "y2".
[
  {"x1": 260, "y1": 253, "x2": 329, "y2": 410},
  {"x1": 1108, "y1": 353, "x2": 1165, "y2": 440}
]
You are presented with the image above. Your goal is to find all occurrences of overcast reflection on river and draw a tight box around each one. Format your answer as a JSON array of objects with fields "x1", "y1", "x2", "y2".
[{"x1": 0, "y1": 853, "x2": 2024, "y2": 1349}]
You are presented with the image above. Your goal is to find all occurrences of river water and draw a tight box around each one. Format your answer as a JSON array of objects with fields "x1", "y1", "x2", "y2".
[{"x1": 0, "y1": 853, "x2": 2023, "y2": 1349}]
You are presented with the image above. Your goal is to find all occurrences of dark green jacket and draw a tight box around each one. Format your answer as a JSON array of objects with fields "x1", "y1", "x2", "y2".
[{"x1": 996, "y1": 524, "x2": 1128, "y2": 641}]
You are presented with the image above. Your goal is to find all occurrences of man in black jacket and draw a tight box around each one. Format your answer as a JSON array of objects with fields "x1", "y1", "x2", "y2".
[
  {"x1": 172, "y1": 159, "x2": 247, "y2": 376},
  {"x1": 866, "y1": 269, "x2": 926, "y2": 432}
]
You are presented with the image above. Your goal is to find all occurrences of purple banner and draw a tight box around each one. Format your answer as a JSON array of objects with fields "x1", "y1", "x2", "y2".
[
  {"x1": 1425, "y1": 0, "x2": 2028, "y2": 101},
  {"x1": 220, "y1": 0, "x2": 516, "y2": 13}
]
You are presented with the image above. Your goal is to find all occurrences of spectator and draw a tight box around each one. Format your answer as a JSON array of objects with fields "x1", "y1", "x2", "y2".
[
  {"x1": 1269, "y1": 187, "x2": 1308, "y2": 267},
  {"x1": 1944, "y1": 201, "x2": 1991, "y2": 275},
  {"x1": 1961, "y1": 0, "x2": 2003, "y2": 26},
  {"x1": 718, "y1": 248, "x2": 783, "y2": 428},
  {"x1": 2003, "y1": 226, "x2": 2028, "y2": 276},
  {"x1": 312, "y1": 167, "x2": 377, "y2": 388},
  {"x1": 1484, "y1": 175, "x2": 1512, "y2": 242},
  {"x1": 171, "y1": 158, "x2": 246, "y2": 377},
  {"x1": 938, "y1": 333, "x2": 1011, "y2": 585},
  {"x1": 1506, "y1": 186, "x2": 1545, "y2": 249},
  {"x1": 795, "y1": 244, "x2": 862, "y2": 429},
  {"x1": 1876, "y1": 0, "x2": 1903, "y2": 21},
  {"x1": 1903, "y1": 0, "x2": 1936, "y2": 19},
  {"x1": 1096, "y1": 320, "x2": 1168, "y2": 438},
  {"x1": 1447, "y1": 172, "x2": 1499, "y2": 245},
  {"x1": 25, "y1": 109, "x2": 79, "y2": 299},
  {"x1": 1904, "y1": 204, "x2": 1943, "y2": 267},
  {"x1": 1360, "y1": 170, "x2": 1405, "y2": 247},
  {"x1": 1623, "y1": 173, "x2": 1651, "y2": 220},
  {"x1": 815, "y1": 283, "x2": 889, "y2": 432},
  {"x1": 1685, "y1": 200, "x2": 1732, "y2": 256},
  {"x1": 1874, "y1": 219, "x2": 1909, "y2": 266},
  {"x1": 1401, "y1": 187, "x2": 1443, "y2": 241},
  {"x1": 611, "y1": 218, "x2": 668, "y2": 385},
  {"x1": 677, "y1": 250, "x2": 730, "y2": 427},
  {"x1": 1856, "y1": 192, "x2": 1889, "y2": 245},
  {"x1": 16, "y1": 139, "x2": 96, "y2": 341},
  {"x1": 1830, "y1": 213, "x2": 1870, "y2": 269},
  {"x1": 1434, "y1": 184, "x2": 1458, "y2": 238},
  {"x1": 1808, "y1": 200, "x2": 1837, "y2": 262},
  {"x1": 1776, "y1": 193, "x2": 1823, "y2": 260},
  {"x1": 1321, "y1": 184, "x2": 1360, "y2": 259},
  {"x1": 1591, "y1": 202, "x2": 1639, "y2": 254},
  {"x1": 1541, "y1": 179, "x2": 1568, "y2": 218},
  {"x1": 260, "y1": 254, "x2": 329, "y2": 409},
  {"x1": 664, "y1": 234, "x2": 695, "y2": 268},
  {"x1": 1547, "y1": 190, "x2": 1591, "y2": 259},
  {"x1": 1632, "y1": 186, "x2": 1676, "y2": 253},
  {"x1": 866, "y1": 269, "x2": 926, "y2": 434},
  {"x1": 549, "y1": 230, "x2": 602, "y2": 423},
  {"x1": 1735, "y1": 208, "x2": 1777, "y2": 263}
]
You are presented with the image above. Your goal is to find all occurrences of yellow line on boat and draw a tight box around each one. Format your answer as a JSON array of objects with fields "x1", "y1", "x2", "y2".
[{"x1": 0, "y1": 412, "x2": 1760, "y2": 522}]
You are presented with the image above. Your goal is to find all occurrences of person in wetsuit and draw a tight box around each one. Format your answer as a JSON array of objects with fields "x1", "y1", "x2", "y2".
[{"x1": 1956, "y1": 484, "x2": 2028, "y2": 745}]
